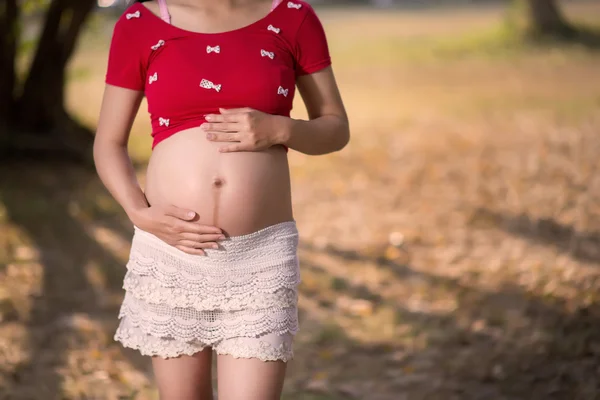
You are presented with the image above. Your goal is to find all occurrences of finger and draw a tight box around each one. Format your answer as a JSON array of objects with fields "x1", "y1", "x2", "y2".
[
  {"x1": 175, "y1": 245, "x2": 206, "y2": 256},
  {"x1": 206, "y1": 132, "x2": 241, "y2": 142},
  {"x1": 176, "y1": 220, "x2": 223, "y2": 234},
  {"x1": 201, "y1": 122, "x2": 238, "y2": 132},
  {"x1": 205, "y1": 113, "x2": 239, "y2": 123},
  {"x1": 219, "y1": 144, "x2": 251, "y2": 152},
  {"x1": 219, "y1": 107, "x2": 253, "y2": 114},
  {"x1": 164, "y1": 205, "x2": 196, "y2": 221},
  {"x1": 178, "y1": 240, "x2": 219, "y2": 250},
  {"x1": 178, "y1": 233, "x2": 226, "y2": 242}
]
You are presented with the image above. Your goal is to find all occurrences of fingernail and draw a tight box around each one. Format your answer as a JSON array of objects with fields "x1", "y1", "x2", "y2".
[
  {"x1": 219, "y1": 235, "x2": 226, "y2": 240},
  {"x1": 212, "y1": 244, "x2": 219, "y2": 249},
  {"x1": 205, "y1": 115, "x2": 213, "y2": 121},
  {"x1": 206, "y1": 133, "x2": 214, "y2": 140},
  {"x1": 187, "y1": 211, "x2": 195, "y2": 218}
]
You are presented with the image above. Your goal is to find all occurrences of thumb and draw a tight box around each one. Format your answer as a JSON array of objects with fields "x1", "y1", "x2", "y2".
[{"x1": 166, "y1": 205, "x2": 196, "y2": 221}]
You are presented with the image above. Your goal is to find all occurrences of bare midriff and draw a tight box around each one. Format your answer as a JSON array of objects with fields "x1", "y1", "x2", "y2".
[{"x1": 144, "y1": 127, "x2": 294, "y2": 237}]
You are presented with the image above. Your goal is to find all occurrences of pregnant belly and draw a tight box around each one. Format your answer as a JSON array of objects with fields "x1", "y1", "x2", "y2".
[{"x1": 144, "y1": 127, "x2": 293, "y2": 237}]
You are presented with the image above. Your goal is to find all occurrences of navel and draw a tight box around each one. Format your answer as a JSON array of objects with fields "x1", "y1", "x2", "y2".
[{"x1": 212, "y1": 177, "x2": 225, "y2": 188}]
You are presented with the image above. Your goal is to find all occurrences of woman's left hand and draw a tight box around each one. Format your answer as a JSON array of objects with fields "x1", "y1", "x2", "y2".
[{"x1": 201, "y1": 108, "x2": 289, "y2": 152}]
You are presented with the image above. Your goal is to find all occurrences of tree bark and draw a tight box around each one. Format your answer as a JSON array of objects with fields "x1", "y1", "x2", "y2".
[
  {"x1": 8, "y1": 0, "x2": 97, "y2": 162},
  {"x1": 525, "y1": 0, "x2": 574, "y2": 36},
  {"x1": 0, "y1": 0, "x2": 18, "y2": 140},
  {"x1": 18, "y1": 0, "x2": 96, "y2": 132}
]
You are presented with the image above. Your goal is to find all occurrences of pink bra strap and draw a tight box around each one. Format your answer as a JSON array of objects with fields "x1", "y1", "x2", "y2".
[
  {"x1": 270, "y1": 0, "x2": 283, "y2": 11},
  {"x1": 157, "y1": 0, "x2": 171, "y2": 24}
]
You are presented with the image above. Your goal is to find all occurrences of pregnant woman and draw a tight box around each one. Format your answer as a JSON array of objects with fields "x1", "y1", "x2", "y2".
[{"x1": 93, "y1": 0, "x2": 348, "y2": 398}]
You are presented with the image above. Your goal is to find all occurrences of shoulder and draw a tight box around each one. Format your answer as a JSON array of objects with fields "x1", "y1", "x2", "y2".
[
  {"x1": 293, "y1": 1, "x2": 323, "y2": 21},
  {"x1": 288, "y1": 0, "x2": 327, "y2": 38},
  {"x1": 284, "y1": 1, "x2": 328, "y2": 41},
  {"x1": 112, "y1": 2, "x2": 152, "y2": 36},
  {"x1": 271, "y1": 0, "x2": 323, "y2": 41},
  {"x1": 282, "y1": 0, "x2": 316, "y2": 12},
  {"x1": 278, "y1": 0, "x2": 319, "y2": 21},
  {"x1": 271, "y1": 0, "x2": 317, "y2": 22},
  {"x1": 110, "y1": 2, "x2": 161, "y2": 54}
]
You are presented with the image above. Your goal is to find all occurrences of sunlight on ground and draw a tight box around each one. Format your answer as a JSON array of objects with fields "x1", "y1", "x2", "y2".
[{"x1": 1, "y1": 2, "x2": 600, "y2": 399}]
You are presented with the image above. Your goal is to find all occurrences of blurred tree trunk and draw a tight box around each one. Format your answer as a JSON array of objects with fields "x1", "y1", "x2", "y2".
[
  {"x1": 524, "y1": 0, "x2": 575, "y2": 36},
  {"x1": 0, "y1": 0, "x2": 18, "y2": 140},
  {"x1": 1, "y1": 0, "x2": 96, "y2": 162}
]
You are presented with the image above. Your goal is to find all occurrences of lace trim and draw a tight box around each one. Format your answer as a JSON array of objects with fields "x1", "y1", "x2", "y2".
[
  {"x1": 128, "y1": 238, "x2": 300, "y2": 271},
  {"x1": 215, "y1": 337, "x2": 294, "y2": 362},
  {"x1": 115, "y1": 319, "x2": 294, "y2": 361},
  {"x1": 126, "y1": 249, "x2": 300, "y2": 293},
  {"x1": 132, "y1": 221, "x2": 298, "y2": 263},
  {"x1": 115, "y1": 320, "x2": 208, "y2": 359},
  {"x1": 126, "y1": 224, "x2": 301, "y2": 294},
  {"x1": 118, "y1": 293, "x2": 298, "y2": 343},
  {"x1": 123, "y1": 271, "x2": 298, "y2": 311}
]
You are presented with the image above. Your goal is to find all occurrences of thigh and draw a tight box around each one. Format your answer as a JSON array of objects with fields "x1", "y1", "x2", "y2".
[
  {"x1": 216, "y1": 335, "x2": 291, "y2": 400},
  {"x1": 217, "y1": 356, "x2": 287, "y2": 400},
  {"x1": 152, "y1": 347, "x2": 214, "y2": 400}
]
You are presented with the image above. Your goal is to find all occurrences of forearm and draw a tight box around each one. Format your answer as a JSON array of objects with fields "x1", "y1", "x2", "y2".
[
  {"x1": 281, "y1": 114, "x2": 349, "y2": 156},
  {"x1": 93, "y1": 140, "x2": 148, "y2": 223}
]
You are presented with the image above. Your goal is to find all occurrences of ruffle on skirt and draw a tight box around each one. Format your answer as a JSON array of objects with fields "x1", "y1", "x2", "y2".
[{"x1": 114, "y1": 221, "x2": 300, "y2": 361}]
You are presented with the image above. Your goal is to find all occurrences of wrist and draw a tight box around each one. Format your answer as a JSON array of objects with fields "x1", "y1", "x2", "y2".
[
  {"x1": 275, "y1": 115, "x2": 295, "y2": 145},
  {"x1": 126, "y1": 205, "x2": 149, "y2": 226}
]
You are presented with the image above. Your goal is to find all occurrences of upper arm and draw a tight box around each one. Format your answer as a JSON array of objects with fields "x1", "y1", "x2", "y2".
[
  {"x1": 96, "y1": 9, "x2": 148, "y2": 147},
  {"x1": 293, "y1": 4, "x2": 347, "y2": 122},
  {"x1": 296, "y1": 67, "x2": 347, "y2": 122},
  {"x1": 95, "y1": 84, "x2": 144, "y2": 147}
]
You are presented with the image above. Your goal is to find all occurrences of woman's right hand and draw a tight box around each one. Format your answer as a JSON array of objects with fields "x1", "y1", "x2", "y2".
[{"x1": 130, "y1": 205, "x2": 225, "y2": 255}]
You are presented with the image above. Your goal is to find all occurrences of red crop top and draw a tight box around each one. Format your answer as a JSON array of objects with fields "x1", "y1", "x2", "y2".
[{"x1": 105, "y1": 0, "x2": 332, "y2": 149}]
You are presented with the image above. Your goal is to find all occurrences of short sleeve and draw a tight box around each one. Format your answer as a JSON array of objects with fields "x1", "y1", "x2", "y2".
[
  {"x1": 294, "y1": 5, "x2": 331, "y2": 76},
  {"x1": 105, "y1": 15, "x2": 147, "y2": 91}
]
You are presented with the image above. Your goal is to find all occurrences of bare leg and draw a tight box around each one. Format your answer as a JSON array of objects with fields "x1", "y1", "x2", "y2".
[
  {"x1": 152, "y1": 347, "x2": 214, "y2": 400},
  {"x1": 217, "y1": 356, "x2": 286, "y2": 400},
  {"x1": 216, "y1": 334, "x2": 291, "y2": 400}
]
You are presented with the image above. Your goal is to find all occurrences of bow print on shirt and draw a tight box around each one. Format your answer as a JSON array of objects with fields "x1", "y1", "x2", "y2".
[
  {"x1": 200, "y1": 79, "x2": 222, "y2": 92},
  {"x1": 159, "y1": 117, "x2": 170, "y2": 127},
  {"x1": 126, "y1": 10, "x2": 141, "y2": 19},
  {"x1": 148, "y1": 72, "x2": 158, "y2": 84},
  {"x1": 267, "y1": 25, "x2": 280, "y2": 34},
  {"x1": 261, "y1": 49, "x2": 275, "y2": 59},
  {"x1": 277, "y1": 86, "x2": 289, "y2": 97},
  {"x1": 151, "y1": 40, "x2": 165, "y2": 50},
  {"x1": 287, "y1": 2, "x2": 302, "y2": 9},
  {"x1": 206, "y1": 45, "x2": 220, "y2": 54}
]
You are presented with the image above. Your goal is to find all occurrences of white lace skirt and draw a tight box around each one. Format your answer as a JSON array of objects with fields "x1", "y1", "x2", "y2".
[{"x1": 114, "y1": 221, "x2": 300, "y2": 361}]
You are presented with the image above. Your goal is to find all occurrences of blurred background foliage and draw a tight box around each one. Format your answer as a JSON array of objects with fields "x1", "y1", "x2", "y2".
[
  {"x1": 0, "y1": 0, "x2": 596, "y2": 162},
  {"x1": 0, "y1": 1, "x2": 600, "y2": 399}
]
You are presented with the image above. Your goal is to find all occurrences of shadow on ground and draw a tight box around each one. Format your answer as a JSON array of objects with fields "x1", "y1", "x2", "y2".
[
  {"x1": 0, "y1": 161, "x2": 145, "y2": 399},
  {"x1": 470, "y1": 208, "x2": 600, "y2": 266},
  {"x1": 0, "y1": 164, "x2": 599, "y2": 399},
  {"x1": 297, "y1": 232, "x2": 600, "y2": 399}
]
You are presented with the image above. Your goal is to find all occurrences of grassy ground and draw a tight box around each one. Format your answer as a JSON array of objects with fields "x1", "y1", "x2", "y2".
[{"x1": 2, "y1": 2, "x2": 600, "y2": 399}]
